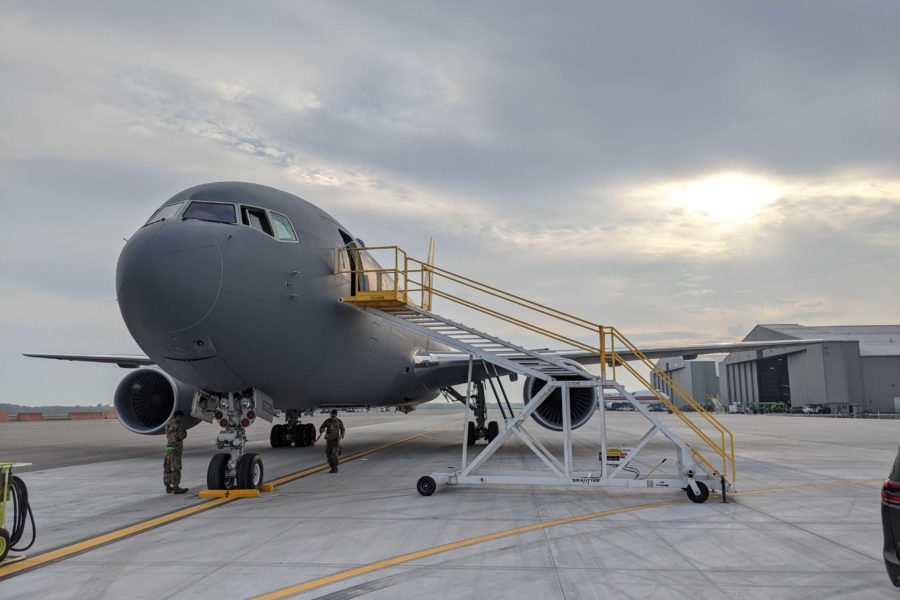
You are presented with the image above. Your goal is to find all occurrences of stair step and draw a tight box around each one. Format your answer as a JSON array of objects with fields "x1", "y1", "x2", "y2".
[{"x1": 371, "y1": 306, "x2": 589, "y2": 380}]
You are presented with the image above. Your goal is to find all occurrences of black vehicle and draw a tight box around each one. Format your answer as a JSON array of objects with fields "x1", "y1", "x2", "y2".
[{"x1": 882, "y1": 446, "x2": 900, "y2": 586}]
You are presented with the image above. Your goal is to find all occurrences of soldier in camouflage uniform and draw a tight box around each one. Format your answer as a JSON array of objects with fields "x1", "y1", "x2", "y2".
[
  {"x1": 164, "y1": 410, "x2": 188, "y2": 494},
  {"x1": 319, "y1": 410, "x2": 345, "y2": 473}
]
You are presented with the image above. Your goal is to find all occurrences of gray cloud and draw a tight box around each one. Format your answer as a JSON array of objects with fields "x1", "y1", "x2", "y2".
[{"x1": 1, "y1": 1, "x2": 898, "y2": 405}]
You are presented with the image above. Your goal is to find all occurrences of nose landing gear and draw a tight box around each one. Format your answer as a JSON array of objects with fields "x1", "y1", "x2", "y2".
[{"x1": 193, "y1": 389, "x2": 276, "y2": 490}]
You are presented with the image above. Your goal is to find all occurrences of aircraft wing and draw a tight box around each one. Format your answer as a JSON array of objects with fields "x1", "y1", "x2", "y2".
[
  {"x1": 559, "y1": 338, "x2": 825, "y2": 365},
  {"x1": 23, "y1": 353, "x2": 154, "y2": 369},
  {"x1": 419, "y1": 338, "x2": 822, "y2": 384}
]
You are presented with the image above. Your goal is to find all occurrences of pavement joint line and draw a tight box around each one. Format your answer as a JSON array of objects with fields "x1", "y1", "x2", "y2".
[
  {"x1": 0, "y1": 422, "x2": 453, "y2": 581},
  {"x1": 252, "y1": 478, "x2": 881, "y2": 600}
]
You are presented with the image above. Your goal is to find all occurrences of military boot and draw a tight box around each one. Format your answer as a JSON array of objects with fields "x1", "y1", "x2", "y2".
[
  {"x1": 165, "y1": 484, "x2": 173, "y2": 494},
  {"x1": 172, "y1": 486, "x2": 188, "y2": 494}
]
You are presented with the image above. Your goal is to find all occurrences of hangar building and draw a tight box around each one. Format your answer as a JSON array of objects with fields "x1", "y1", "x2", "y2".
[
  {"x1": 650, "y1": 358, "x2": 720, "y2": 410},
  {"x1": 721, "y1": 324, "x2": 900, "y2": 414}
]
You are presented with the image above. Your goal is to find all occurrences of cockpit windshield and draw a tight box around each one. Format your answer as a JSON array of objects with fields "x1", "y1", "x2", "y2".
[
  {"x1": 145, "y1": 202, "x2": 183, "y2": 225},
  {"x1": 182, "y1": 201, "x2": 237, "y2": 224}
]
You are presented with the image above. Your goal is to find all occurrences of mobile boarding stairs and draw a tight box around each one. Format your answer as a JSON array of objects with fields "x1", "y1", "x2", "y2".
[{"x1": 338, "y1": 246, "x2": 736, "y2": 503}]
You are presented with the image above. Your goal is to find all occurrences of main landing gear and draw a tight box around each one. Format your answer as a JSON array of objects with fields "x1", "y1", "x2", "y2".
[
  {"x1": 469, "y1": 382, "x2": 499, "y2": 445},
  {"x1": 193, "y1": 389, "x2": 277, "y2": 490},
  {"x1": 444, "y1": 382, "x2": 499, "y2": 446},
  {"x1": 270, "y1": 409, "x2": 317, "y2": 448}
]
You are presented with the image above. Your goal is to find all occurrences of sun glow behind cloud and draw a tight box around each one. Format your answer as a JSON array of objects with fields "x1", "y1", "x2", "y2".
[{"x1": 660, "y1": 173, "x2": 785, "y2": 224}]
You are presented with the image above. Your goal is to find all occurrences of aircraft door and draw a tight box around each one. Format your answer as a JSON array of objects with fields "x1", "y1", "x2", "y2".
[{"x1": 339, "y1": 231, "x2": 367, "y2": 296}]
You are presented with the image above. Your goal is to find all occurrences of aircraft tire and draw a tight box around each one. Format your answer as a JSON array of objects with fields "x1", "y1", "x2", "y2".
[
  {"x1": 685, "y1": 481, "x2": 709, "y2": 504},
  {"x1": 270, "y1": 424, "x2": 285, "y2": 448},
  {"x1": 290, "y1": 424, "x2": 304, "y2": 447},
  {"x1": 236, "y1": 453, "x2": 264, "y2": 489},
  {"x1": 304, "y1": 423, "x2": 316, "y2": 445},
  {"x1": 417, "y1": 476, "x2": 436, "y2": 497},
  {"x1": 486, "y1": 421, "x2": 499, "y2": 442},
  {"x1": 207, "y1": 452, "x2": 230, "y2": 490},
  {"x1": 467, "y1": 421, "x2": 477, "y2": 446}
]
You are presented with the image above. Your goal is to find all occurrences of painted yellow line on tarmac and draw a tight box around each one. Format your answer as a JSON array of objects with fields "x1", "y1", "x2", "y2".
[
  {"x1": 0, "y1": 422, "x2": 452, "y2": 581},
  {"x1": 268, "y1": 424, "x2": 452, "y2": 488},
  {"x1": 253, "y1": 477, "x2": 880, "y2": 600},
  {"x1": 253, "y1": 500, "x2": 679, "y2": 600},
  {"x1": 730, "y1": 478, "x2": 879, "y2": 498},
  {"x1": 0, "y1": 497, "x2": 233, "y2": 579}
]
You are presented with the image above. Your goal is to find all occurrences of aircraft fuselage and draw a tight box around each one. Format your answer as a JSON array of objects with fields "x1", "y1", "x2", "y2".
[{"x1": 116, "y1": 182, "x2": 446, "y2": 410}]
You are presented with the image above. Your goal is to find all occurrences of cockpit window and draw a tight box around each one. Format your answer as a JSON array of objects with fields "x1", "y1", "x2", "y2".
[
  {"x1": 241, "y1": 206, "x2": 274, "y2": 237},
  {"x1": 145, "y1": 202, "x2": 183, "y2": 225},
  {"x1": 183, "y1": 201, "x2": 237, "y2": 224},
  {"x1": 270, "y1": 212, "x2": 298, "y2": 242}
]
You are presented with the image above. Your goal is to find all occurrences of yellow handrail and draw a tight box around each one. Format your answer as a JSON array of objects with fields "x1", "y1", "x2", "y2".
[
  {"x1": 614, "y1": 355, "x2": 728, "y2": 478},
  {"x1": 607, "y1": 327, "x2": 735, "y2": 480},
  {"x1": 406, "y1": 257, "x2": 601, "y2": 331},
  {"x1": 335, "y1": 245, "x2": 736, "y2": 482}
]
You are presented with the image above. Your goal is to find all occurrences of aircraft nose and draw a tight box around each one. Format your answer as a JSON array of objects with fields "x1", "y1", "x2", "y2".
[{"x1": 117, "y1": 221, "x2": 223, "y2": 337}]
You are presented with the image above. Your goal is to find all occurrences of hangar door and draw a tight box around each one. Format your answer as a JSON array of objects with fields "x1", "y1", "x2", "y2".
[{"x1": 757, "y1": 355, "x2": 791, "y2": 406}]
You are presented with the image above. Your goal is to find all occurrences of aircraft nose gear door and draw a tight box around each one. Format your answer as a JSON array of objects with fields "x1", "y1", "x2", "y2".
[{"x1": 192, "y1": 389, "x2": 277, "y2": 489}]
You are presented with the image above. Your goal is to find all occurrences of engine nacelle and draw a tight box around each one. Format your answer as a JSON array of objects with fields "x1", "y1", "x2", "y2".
[
  {"x1": 522, "y1": 361, "x2": 596, "y2": 431},
  {"x1": 114, "y1": 368, "x2": 200, "y2": 435}
]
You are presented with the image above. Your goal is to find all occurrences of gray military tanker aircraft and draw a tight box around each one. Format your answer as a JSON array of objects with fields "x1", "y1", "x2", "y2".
[{"x1": 26, "y1": 182, "x2": 815, "y2": 490}]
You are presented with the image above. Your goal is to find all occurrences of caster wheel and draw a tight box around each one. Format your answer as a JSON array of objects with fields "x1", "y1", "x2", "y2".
[
  {"x1": 207, "y1": 452, "x2": 230, "y2": 490},
  {"x1": 417, "y1": 476, "x2": 437, "y2": 497},
  {"x1": 486, "y1": 420, "x2": 499, "y2": 442},
  {"x1": 236, "y1": 453, "x2": 264, "y2": 489},
  {"x1": 467, "y1": 421, "x2": 477, "y2": 446},
  {"x1": 685, "y1": 481, "x2": 710, "y2": 503},
  {"x1": 270, "y1": 424, "x2": 285, "y2": 448},
  {"x1": 304, "y1": 423, "x2": 316, "y2": 445}
]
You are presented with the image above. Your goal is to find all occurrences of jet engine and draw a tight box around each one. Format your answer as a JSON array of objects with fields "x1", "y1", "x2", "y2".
[
  {"x1": 114, "y1": 368, "x2": 199, "y2": 434},
  {"x1": 522, "y1": 361, "x2": 596, "y2": 431}
]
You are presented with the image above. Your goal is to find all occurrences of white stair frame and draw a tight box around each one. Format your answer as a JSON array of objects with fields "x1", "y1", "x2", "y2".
[{"x1": 367, "y1": 305, "x2": 727, "y2": 495}]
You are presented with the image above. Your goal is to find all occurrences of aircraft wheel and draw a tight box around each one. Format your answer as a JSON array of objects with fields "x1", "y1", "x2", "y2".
[
  {"x1": 304, "y1": 423, "x2": 317, "y2": 445},
  {"x1": 207, "y1": 452, "x2": 230, "y2": 490},
  {"x1": 467, "y1": 421, "x2": 477, "y2": 446},
  {"x1": 417, "y1": 476, "x2": 436, "y2": 497},
  {"x1": 0, "y1": 527, "x2": 9, "y2": 563},
  {"x1": 236, "y1": 453, "x2": 264, "y2": 489},
  {"x1": 685, "y1": 481, "x2": 710, "y2": 504},
  {"x1": 270, "y1": 424, "x2": 285, "y2": 448},
  {"x1": 290, "y1": 424, "x2": 305, "y2": 447},
  {"x1": 301, "y1": 424, "x2": 314, "y2": 446},
  {"x1": 486, "y1": 420, "x2": 499, "y2": 442}
]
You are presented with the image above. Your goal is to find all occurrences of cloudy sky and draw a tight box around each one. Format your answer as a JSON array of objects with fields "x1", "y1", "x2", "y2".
[{"x1": 1, "y1": 2, "x2": 899, "y2": 406}]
